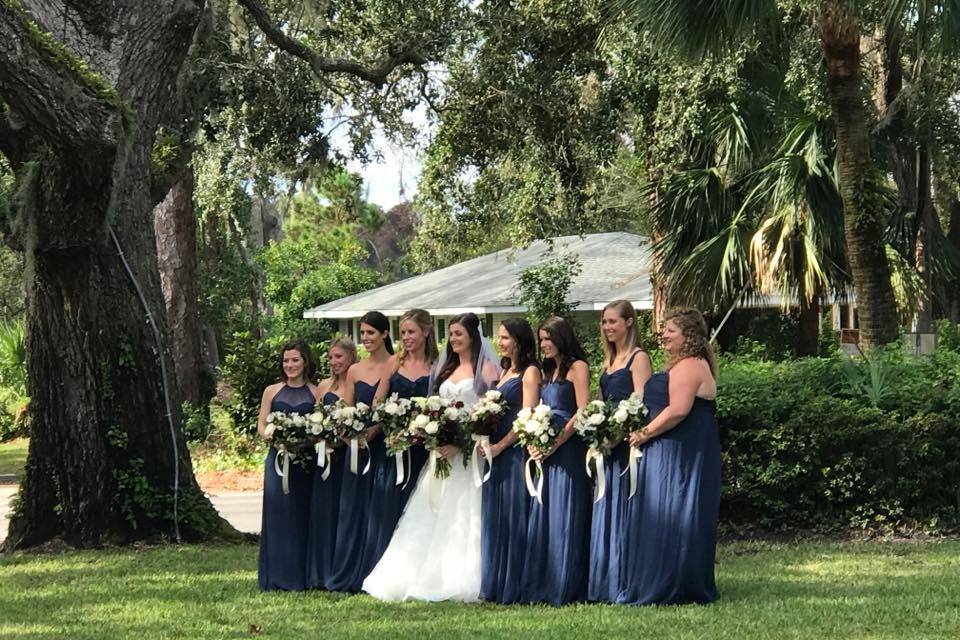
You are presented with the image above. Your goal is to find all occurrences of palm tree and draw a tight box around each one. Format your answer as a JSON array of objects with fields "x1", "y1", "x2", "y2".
[{"x1": 607, "y1": 0, "x2": 960, "y2": 347}]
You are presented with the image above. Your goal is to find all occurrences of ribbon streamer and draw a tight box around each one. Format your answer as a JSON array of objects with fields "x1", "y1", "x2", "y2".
[
  {"x1": 524, "y1": 457, "x2": 544, "y2": 505},
  {"x1": 315, "y1": 441, "x2": 332, "y2": 481},
  {"x1": 427, "y1": 450, "x2": 447, "y2": 512},
  {"x1": 348, "y1": 437, "x2": 371, "y2": 476},
  {"x1": 627, "y1": 446, "x2": 643, "y2": 499},
  {"x1": 471, "y1": 435, "x2": 493, "y2": 488},
  {"x1": 274, "y1": 449, "x2": 294, "y2": 495},
  {"x1": 585, "y1": 447, "x2": 606, "y2": 503},
  {"x1": 394, "y1": 451, "x2": 406, "y2": 486}
]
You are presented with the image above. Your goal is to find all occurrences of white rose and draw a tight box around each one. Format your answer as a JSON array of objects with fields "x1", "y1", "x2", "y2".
[
  {"x1": 292, "y1": 414, "x2": 305, "y2": 426},
  {"x1": 539, "y1": 434, "x2": 549, "y2": 443},
  {"x1": 264, "y1": 424, "x2": 276, "y2": 438},
  {"x1": 485, "y1": 390, "x2": 502, "y2": 401},
  {"x1": 308, "y1": 412, "x2": 323, "y2": 424},
  {"x1": 384, "y1": 402, "x2": 400, "y2": 416},
  {"x1": 424, "y1": 420, "x2": 439, "y2": 435},
  {"x1": 614, "y1": 409, "x2": 629, "y2": 423},
  {"x1": 411, "y1": 414, "x2": 430, "y2": 430},
  {"x1": 426, "y1": 396, "x2": 444, "y2": 411},
  {"x1": 588, "y1": 413, "x2": 605, "y2": 426},
  {"x1": 443, "y1": 407, "x2": 460, "y2": 421},
  {"x1": 533, "y1": 404, "x2": 552, "y2": 419}
]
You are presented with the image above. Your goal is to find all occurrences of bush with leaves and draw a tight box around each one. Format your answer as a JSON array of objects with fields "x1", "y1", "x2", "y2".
[{"x1": 515, "y1": 251, "x2": 582, "y2": 328}]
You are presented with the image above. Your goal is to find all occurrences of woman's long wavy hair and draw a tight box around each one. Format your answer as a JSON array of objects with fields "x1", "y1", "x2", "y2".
[
  {"x1": 601, "y1": 299, "x2": 643, "y2": 368},
  {"x1": 395, "y1": 308, "x2": 439, "y2": 372},
  {"x1": 434, "y1": 312, "x2": 482, "y2": 388},
  {"x1": 499, "y1": 318, "x2": 540, "y2": 375},
  {"x1": 359, "y1": 310, "x2": 394, "y2": 355},
  {"x1": 539, "y1": 316, "x2": 587, "y2": 382},
  {"x1": 663, "y1": 307, "x2": 717, "y2": 376}
]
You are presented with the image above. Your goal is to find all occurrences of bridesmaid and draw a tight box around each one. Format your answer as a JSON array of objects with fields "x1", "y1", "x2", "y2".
[
  {"x1": 366, "y1": 309, "x2": 438, "y2": 566},
  {"x1": 306, "y1": 337, "x2": 357, "y2": 589},
  {"x1": 325, "y1": 311, "x2": 395, "y2": 592},
  {"x1": 618, "y1": 308, "x2": 721, "y2": 605},
  {"x1": 257, "y1": 340, "x2": 319, "y2": 591},
  {"x1": 480, "y1": 318, "x2": 541, "y2": 604},
  {"x1": 589, "y1": 301, "x2": 652, "y2": 602},
  {"x1": 520, "y1": 316, "x2": 592, "y2": 605}
]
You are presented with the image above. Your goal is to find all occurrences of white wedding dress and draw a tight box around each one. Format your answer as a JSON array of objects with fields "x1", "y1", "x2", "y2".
[{"x1": 362, "y1": 377, "x2": 483, "y2": 602}]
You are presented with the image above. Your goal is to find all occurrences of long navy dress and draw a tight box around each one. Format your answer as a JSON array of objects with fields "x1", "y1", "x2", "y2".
[
  {"x1": 305, "y1": 390, "x2": 344, "y2": 589},
  {"x1": 480, "y1": 373, "x2": 530, "y2": 604},
  {"x1": 364, "y1": 372, "x2": 430, "y2": 573},
  {"x1": 520, "y1": 374, "x2": 592, "y2": 605},
  {"x1": 589, "y1": 350, "x2": 642, "y2": 602},
  {"x1": 617, "y1": 371, "x2": 721, "y2": 605},
  {"x1": 325, "y1": 379, "x2": 379, "y2": 592},
  {"x1": 258, "y1": 383, "x2": 316, "y2": 591}
]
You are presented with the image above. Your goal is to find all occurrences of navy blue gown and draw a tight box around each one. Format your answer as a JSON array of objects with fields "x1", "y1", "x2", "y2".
[
  {"x1": 480, "y1": 373, "x2": 530, "y2": 604},
  {"x1": 305, "y1": 390, "x2": 344, "y2": 589},
  {"x1": 520, "y1": 374, "x2": 592, "y2": 605},
  {"x1": 617, "y1": 371, "x2": 721, "y2": 605},
  {"x1": 363, "y1": 372, "x2": 430, "y2": 572},
  {"x1": 258, "y1": 383, "x2": 316, "y2": 591},
  {"x1": 325, "y1": 380, "x2": 379, "y2": 592},
  {"x1": 589, "y1": 350, "x2": 643, "y2": 602}
]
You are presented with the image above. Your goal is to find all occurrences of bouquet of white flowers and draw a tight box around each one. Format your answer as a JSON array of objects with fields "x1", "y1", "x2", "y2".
[
  {"x1": 407, "y1": 395, "x2": 467, "y2": 479},
  {"x1": 573, "y1": 399, "x2": 625, "y2": 502},
  {"x1": 373, "y1": 393, "x2": 417, "y2": 485},
  {"x1": 608, "y1": 393, "x2": 649, "y2": 498},
  {"x1": 464, "y1": 389, "x2": 508, "y2": 486},
  {"x1": 326, "y1": 399, "x2": 373, "y2": 475},
  {"x1": 511, "y1": 402, "x2": 556, "y2": 503},
  {"x1": 306, "y1": 406, "x2": 340, "y2": 481},
  {"x1": 264, "y1": 411, "x2": 313, "y2": 493}
]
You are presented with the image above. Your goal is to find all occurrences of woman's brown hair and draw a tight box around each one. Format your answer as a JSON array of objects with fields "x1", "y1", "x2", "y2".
[{"x1": 663, "y1": 308, "x2": 717, "y2": 377}]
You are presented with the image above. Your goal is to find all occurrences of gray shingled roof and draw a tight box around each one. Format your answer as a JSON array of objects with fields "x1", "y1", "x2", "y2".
[{"x1": 303, "y1": 232, "x2": 653, "y2": 318}]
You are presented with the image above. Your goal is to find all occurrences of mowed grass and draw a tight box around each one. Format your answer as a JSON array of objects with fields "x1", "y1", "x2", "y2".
[
  {"x1": 1, "y1": 541, "x2": 958, "y2": 639},
  {"x1": 0, "y1": 438, "x2": 27, "y2": 477}
]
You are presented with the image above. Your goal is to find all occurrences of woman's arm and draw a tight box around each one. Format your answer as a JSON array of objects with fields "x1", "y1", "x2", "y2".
[
  {"x1": 532, "y1": 361, "x2": 588, "y2": 460},
  {"x1": 256, "y1": 384, "x2": 280, "y2": 438},
  {"x1": 631, "y1": 350, "x2": 654, "y2": 398},
  {"x1": 628, "y1": 358, "x2": 701, "y2": 447}
]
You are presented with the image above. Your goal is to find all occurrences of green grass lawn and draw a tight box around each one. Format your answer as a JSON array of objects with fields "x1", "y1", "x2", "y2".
[
  {"x1": 0, "y1": 438, "x2": 27, "y2": 477},
  {"x1": 1, "y1": 541, "x2": 958, "y2": 639}
]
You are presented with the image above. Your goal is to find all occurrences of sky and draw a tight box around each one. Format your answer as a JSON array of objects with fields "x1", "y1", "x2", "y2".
[{"x1": 345, "y1": 134, "x2": 422, "y2": 209}]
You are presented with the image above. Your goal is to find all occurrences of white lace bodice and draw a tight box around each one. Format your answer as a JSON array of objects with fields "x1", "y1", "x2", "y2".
[{"x1": 439, "y1": 377, "x2": 480, "y2": 409}]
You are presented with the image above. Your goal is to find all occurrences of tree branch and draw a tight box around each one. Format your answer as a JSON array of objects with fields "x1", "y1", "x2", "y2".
[
  {"x1": 235, "y1": 0, "x2": 428, "y2": 88},
  {"x1": 0, "y1": 2, "x2": 123, "y2": 149}
]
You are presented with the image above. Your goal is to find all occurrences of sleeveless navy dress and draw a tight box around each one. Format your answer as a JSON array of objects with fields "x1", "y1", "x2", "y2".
[
  {"x1": 617, "y1": 371, "x2": 720, "y2": 605},
  {"x1": 258, "y1": 383, "x2": 316, "y2": 591},
  {"x1": 480, "y1": 373, "x2": 529, "y2": 603},
  {"x1": 363, "y1": 372, "x2": 430, "y2": 573},
  {"x1": 306, "y1": 390, "x2": 344, "y2": 589},
  {"x1": 520, "y1": 374, "x2": 592, "y2": 605},
  {"x1": 325, "y1": 380, "x2": 379, "y2": 592},
  {"x1": 589, "y1": 350, "x2": 642, "y2": 602}
]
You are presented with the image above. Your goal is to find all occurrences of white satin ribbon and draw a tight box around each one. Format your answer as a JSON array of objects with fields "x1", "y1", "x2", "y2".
[
  {"x1": 471, "y1": 435, "x2": 493, "y2": 488},
  {"x1": 628, "y1": 446, "x2": 643, "y2": 499},
  {"x1": 585, "y1": 447, "x2": 606, "y2": 503},
  {"x1": 274, "y1": 449, "x2": 294, "y2": 495},
  {"x1": 524, "y1": 457, "x2": 544, "y2": 504},
  {"x1": 394, "y1": 451, "x2": 405, "y2": 486},
  {"x1": 427, "y1": 450, "x2": 447, "y2": 512},
  {"x1": 315, "y1": 441, "x2": 332, "y2": 481},
  {"x1": 349, "y1": 437, "x2": 371, "y2": 476}
]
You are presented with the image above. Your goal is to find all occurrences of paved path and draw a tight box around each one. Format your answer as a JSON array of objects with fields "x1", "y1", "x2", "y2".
[{"x1": 0, "y1": 488, "x2": 263, "y2": 544}]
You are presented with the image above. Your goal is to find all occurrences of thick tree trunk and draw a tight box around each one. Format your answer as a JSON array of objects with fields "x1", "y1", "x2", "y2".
[
  {"x1": 818, "y1": 5, "x2": 900, "y2": 348},
  {"x1": 797, "y1": 295, "x2": 822, "y2": 357},
  {"x1": 1, "y1": 0, "x2": 237, "y2": 550},
  {"x1": 914, "y1": 148, "x2": 936, "y2": 332},
  {"x1": 154, "y1": 166, "x2": 205, "y2": 407}
]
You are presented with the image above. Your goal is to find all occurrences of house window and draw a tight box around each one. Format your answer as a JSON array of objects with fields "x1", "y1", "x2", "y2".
[
  {"x1": 437, "y1": 318, "x2": 447, "y2": 343},
  {"x1": 390, "y1": 317, "x2": 399, "y2": 343},
  {"x1": 484, "y1": 313, "x2": 494, "y2": 338}
]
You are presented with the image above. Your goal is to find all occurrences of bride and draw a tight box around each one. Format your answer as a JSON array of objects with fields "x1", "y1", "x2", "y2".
[{"x1": 363, "y1": 312, "x2": 501, "y2": 602}]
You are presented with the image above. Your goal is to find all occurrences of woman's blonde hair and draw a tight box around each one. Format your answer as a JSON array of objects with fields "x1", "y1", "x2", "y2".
[
  {"x1": 395, "y1": 308, "x2": 439, "y2": 372},
  {"x1": 600, "y1": 299, "x2": 642, "y2": 368},
  {"x1": 663, "y1": 308, "x2": 717, "y2": 376},
  {"x1": 328, "y1": 336, "x2": 358, "y2": 391}
]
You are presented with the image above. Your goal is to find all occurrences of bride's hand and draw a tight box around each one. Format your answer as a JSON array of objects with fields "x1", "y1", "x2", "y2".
[{"x1": 438, "y1": 444, "x2": 460, "y2": 460}]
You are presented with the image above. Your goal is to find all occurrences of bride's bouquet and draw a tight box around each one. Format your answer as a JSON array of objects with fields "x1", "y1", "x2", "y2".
[
  {"x1": 326, "y1": 399, "x2": 373, "y2": 475},
  {"x1": 264, "y1": 411, "x2": 314, "y2": 493},
  {"x1": 608, "y1": 393, "x2": 649, "y2": 499},
  {"x1": 306, "y1": 406, "x2": 340, "y2": 481},
  {"x1": 408, "y1": 395, "x2": 467, "y2": 480},
  {"x1": 463, "y1": 389, "x2": 508, "y2": 486},
  {"x1": 373, "y1": 393, "x2": 418, "y2": 485},
  {"x1": 511, "y1": 402, "x2": 556, "y2": 503}
]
